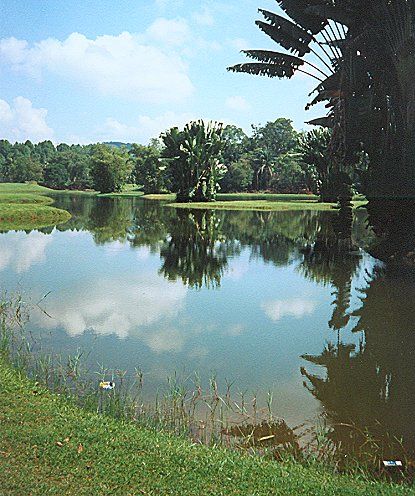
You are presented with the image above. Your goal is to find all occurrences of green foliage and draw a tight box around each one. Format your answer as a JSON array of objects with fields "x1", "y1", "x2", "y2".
[
  {"x1": 221, "y1": 155, "x2": 254, "y2": 192},
  {"x1": 249, "y1": 119, "x2": 303, "y2": 191},
  {"x1": 6, "y1": 155, "x2": 43, "y2": 183},
  {"x1": 129, "y1": 141, "x2": 164, "y2": 193},
  {"x1": 90, "y1": 145, "x2": 132, "y2": 194},
  {"x1": 299, "y1": 129, "x2": 336, "y2": 201},
  {"x1": 161, "y1": 120, "x2": 227, "y2": 202},
  {"x1": 44, "y1": 150, "x2": 92, "y2": 189},
  {"x1": 43, "y1": 157, "x2": 70, "y2": 188}
]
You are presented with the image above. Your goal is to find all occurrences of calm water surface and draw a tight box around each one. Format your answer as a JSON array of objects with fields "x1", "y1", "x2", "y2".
[{"x1": 1, "y1": 195, "x2": 414, "y2": 451}]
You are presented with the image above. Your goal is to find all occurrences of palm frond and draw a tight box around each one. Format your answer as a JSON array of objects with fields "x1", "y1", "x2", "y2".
[
  {"x1": 228, "y1": 62, "x2": 299, "y2": 79},
  {"x1": 256, "y1": 10, "x2": 313, "y2": 57},
  {"x1": 276, "y1": 0, "x2": 328, "y2": 34},
  {"x1": 306, "y1": 116, "x2": 334, "y2": 128}
]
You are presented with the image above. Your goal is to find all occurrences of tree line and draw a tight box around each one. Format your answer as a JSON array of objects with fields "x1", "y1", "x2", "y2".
[{"x1": 0, "y1": 117, "x2": 366, "y2": 199}]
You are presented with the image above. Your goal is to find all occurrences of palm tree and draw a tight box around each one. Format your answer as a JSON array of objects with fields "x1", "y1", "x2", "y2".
[
  {"x1": 229, "y1": 1, "x2": 415, "y2": 251},
  {"x1": 161, "y1": 120, "x2": 227, "y2": 202}
]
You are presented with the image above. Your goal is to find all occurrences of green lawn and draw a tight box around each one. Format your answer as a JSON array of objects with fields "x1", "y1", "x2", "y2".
[
  {"x1": 98, "y1": 184, "x2": 144, "y2": 198},
  {"x1": 169, "y1": 200, "x2": 337, "y2": 212},
  {"x1": 142, "y1": 193, "x2": 368, "y2": 212},
  {"x1": 0, "y1": 182, "x2": 52, "y2": 195},
  {"x1": 0, "y1": 183, "x2": 71, "y2": 230},
  {"x1": 0, "y1": 359, "x2": 412, "y2": 496}
]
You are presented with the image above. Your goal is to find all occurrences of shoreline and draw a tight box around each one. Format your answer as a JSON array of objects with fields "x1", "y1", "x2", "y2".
[{"x1": 0, "y1": 356, "x2": 410, "y2": 496}]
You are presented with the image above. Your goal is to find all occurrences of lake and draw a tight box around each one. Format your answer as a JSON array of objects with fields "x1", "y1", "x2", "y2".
[{"x1": 1, "y1": 195, "x2": 414, "y2": 454}]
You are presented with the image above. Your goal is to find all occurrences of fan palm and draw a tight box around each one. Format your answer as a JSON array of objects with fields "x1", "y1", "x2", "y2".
[{"x1": 229, "y1": 1, "x2": 415, "y2": 207}]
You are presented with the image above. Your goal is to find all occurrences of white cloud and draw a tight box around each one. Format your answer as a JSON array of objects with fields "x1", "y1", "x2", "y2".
[
  {"x1": 262, "y1": 299, "x2": 317, "y2": 322},
  {"x1": 33, "y1": 274, "x2": 188, "y2": 353},
  {"x1": 145, "y1": 17, "x2": 191, "y2": 46},
  {"x1": 0, "y1": 96, "x2": 54, "y2": 143},
  {"x1": 193, "y1": 8, "x2": 215, "y2": 26},
  {"x1": 229, "y1": 38, "x2": 250, "y2": 51},
  {"x1": 0, "y1": 30, "x2": 194, "y2": 104},
  {"x1": 0, "y1": 231, "x2": 53, "y2": 273},
  {"x1": 97, "y1": 111, "x2": 194, "y2": 143},
  {"x1": 95, "y1": 111, "x2": 238, "y2": 144},
  {"x1": 226, "y1": 95, "x2": 251, "y2": 112}
]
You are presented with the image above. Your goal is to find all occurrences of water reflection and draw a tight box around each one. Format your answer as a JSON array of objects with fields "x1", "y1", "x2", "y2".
[{"x1": 2, "y1": 195, "x2": 414, "y2": 461}]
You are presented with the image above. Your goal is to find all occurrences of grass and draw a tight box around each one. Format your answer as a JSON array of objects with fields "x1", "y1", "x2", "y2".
[
  {"x1": 142, "y1": 193, "x2": 368, "y2": 212},
  {"x1": 0, "y1": 183, "x2": 71, "y2": 230},
  {"x1": 0, "y1": 358, "x2": 412, "y2": 496},
  {"x1": 169, "y1": 200, "x2": 337, "y2": 212},
  {"x1": 98, "y1": 184, "x2": 144, "y2": 198}
]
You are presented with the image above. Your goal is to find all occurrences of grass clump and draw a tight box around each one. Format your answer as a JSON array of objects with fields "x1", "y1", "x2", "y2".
[{"x1": 0, "y1": 182, "x2": 71, "y2": 230}]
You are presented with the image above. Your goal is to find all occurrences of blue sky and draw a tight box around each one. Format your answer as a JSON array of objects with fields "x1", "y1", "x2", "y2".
[{"x1": 0, "y1": 0, "x2": 324, "y2": 144}]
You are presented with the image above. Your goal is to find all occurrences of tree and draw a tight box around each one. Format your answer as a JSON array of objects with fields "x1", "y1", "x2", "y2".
[
  {"x1": 90, "y1": 145, "x2": 132, "y2": 193},
  {"x1": 161, "y1": 120, "x2": 227, "y2": 202},
  {"x1": 228, "y1": 1, "x2": 415, "y2": 260},
  {"x1": 221, "y1": 125, "x2": 250, "y2": 165},
  {"x1": 7, "y1": 155, "x2": 43, "y2": 182},
  {"x1": 251, "y1": 118, "x2": 298, "y2": 158},
  {"x1": 129, "y1": 142, "x2": 165, "y2": 194},
  {"x1": 44, "y1": 158, "x2": 70, "y2": 188},
  {"x1": 227, "y1": 5, "x2": 353, "y2": 202},
  {"x1": 299, "y1": 129, "x2": 336, "y2": 201},
  {"x1": 248, "y1": 119, "x2": 301, "y2": 191},
  {"x1": 33, "y1": 140, "x2": 56, "y2": 165},
  {"x1": 220, "y1": 155, "x2": 253, "y2": 192}
]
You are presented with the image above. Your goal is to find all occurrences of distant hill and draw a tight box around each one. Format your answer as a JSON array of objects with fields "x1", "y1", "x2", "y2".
[{"x1": 104, "y1": 142, "x2": 133, "y2": 150}]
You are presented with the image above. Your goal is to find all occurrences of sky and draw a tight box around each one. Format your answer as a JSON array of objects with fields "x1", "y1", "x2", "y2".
[{"x1": 0, "y1": 0, "x2": 325, "y2": 145}]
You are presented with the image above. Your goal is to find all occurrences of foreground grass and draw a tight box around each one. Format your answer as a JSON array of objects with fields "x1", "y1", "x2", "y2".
[
  {"x1": 0, "y1": 183, "x2": 71, "y2": 230},
  {"x1": 0, "y1": 359, "x2": 412, "y2": 496}
]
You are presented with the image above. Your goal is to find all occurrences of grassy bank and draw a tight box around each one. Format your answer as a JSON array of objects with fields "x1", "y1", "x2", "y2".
[
  {"x1": 142, "y1": 193, "x2": 367, "y2": 212},
  {"x1": 0, "y1": 183, "x2": 71, "y2": 230},
  {"x1": 0, "y1": 358, "x2": 411, "y2": 496},
  {"x1": 98, "y1": 184, "x2": 144, "y2": 198},
  {"x1": 170, "y1": 200, "x2": 337, "y2": 212}
]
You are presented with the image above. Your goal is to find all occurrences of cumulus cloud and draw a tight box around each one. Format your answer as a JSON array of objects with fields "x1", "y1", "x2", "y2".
[
  {"x1": 229, "y1": 38, "x2": 250, "y2": 51},
  {"x1": 0, "y1": 28, "x2": 194, "y2": 103},
  {"x1": 193, "y1": 7, "x2": 215, "y2": 26},
  {"x1": 96, "y1": 111, "x2": 194, "y2": 143},
  {"x1": 262, "y1": 299, "x2": 317, "y2": 322},
  {"x1": 95, "y1": 111, "x2": 238, "y2": 144},
  {"x1": 33, "y1": 274, "x2": 188, "y2": 353},
  {"x1": 0, "y1": 96, "x2": 54, "y2": 142},
  {"x1": 225, "y1": 95, "x2": 251, "y2": 112},
  {"x1": 145, "y1": 17, "x2": 191, "y2": 46},
  {"x1": 0, "y1": 231, "x2": 53, "y2": 273}
]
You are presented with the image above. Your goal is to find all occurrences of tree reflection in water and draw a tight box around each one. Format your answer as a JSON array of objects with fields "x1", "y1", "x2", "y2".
[
  {"x1": 27, "y1": 195, "x2": 415, "y2": 464},
  {"x1": 301, "y1": 261, "x2": 415, "y2": 466}
]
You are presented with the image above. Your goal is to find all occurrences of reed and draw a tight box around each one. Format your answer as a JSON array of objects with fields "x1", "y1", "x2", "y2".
[{"x1": 0, "y1": 291, "x2": 412, "y2": 484}]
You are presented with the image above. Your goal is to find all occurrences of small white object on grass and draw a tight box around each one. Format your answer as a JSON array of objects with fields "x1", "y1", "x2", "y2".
[
  {"x1": 99, "y1": 381, "x2": 115, "y2": 390},
  {"x1": 382, "y1": 460, "x2": 403, "y2": 467}
]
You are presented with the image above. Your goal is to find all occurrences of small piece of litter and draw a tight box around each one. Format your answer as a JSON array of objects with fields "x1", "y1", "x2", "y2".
[
  {"x1": 258, "y1": 435, "x2": 275, "y2": 442},
  {"x1": 99, "y1": 381, "x2": 115, "y2": 390},
  {"x1": 383, "y1": 460, "x2": 403, "y2": 467}
]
